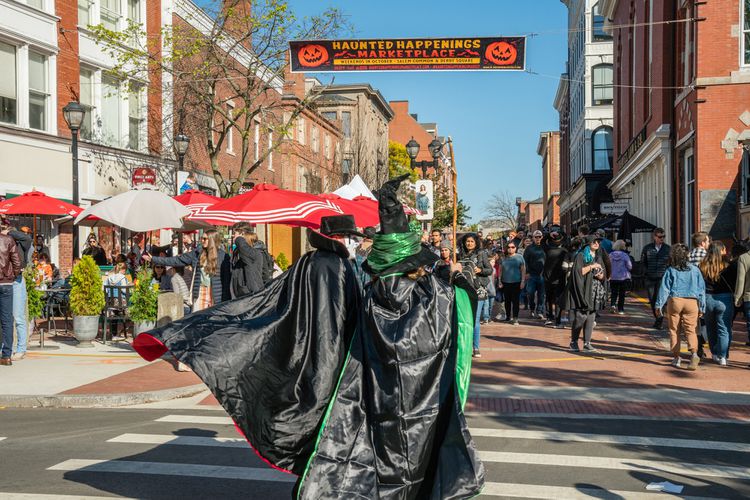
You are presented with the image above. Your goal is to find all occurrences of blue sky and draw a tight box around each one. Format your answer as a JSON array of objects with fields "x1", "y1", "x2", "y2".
[{"x1": 288, "y1": 0, "x2": 568, "y2": 222}]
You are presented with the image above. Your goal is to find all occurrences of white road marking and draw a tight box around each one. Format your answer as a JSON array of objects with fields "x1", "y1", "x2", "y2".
[
  {"x1": 108, "y1": 433, "x2": 247, "y2": 448},
  {"x1": 155, "y1": 414, "x2": 233, "y2": 425},
  {"x1": 0, "y1": 437, "x2": 6, "y2": 442},
  {"x1": 47, "y1": 459, "x2": 296, "y2": 483},
  {"x1": 470, "y1": 428, "x2": 750, "y2": 452},
  {"x1": 0, "y1": 494, "x2": 134, "y2": 499},
  {"x1": 480, "y1": 482, "x2": 712, "y2": 499},
  {"x1": 478, "y1": 451, "x2": 750, "y2": 479}
]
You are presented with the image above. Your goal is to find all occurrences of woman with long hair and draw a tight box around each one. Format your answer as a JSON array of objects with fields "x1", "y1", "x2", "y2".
[
  {"x1": 458, "y1": 233, "x2": 493, "y2": 358},
  {"x1": 497, "y1": 240, "x2": 525, "y2": 326},
  {"x1": 655, "y1": 243, "x2": 706, "y2": 370},
  {"x1": 699, "y1": 241, "x2": 736, "y2": 366},
  {"x1": 568, "y1": 235, "x2": 606, "y2": 353}
]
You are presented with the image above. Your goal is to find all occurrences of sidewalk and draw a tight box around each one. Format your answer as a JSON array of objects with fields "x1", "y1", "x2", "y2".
[{"x1": 3, "y1": 296, "x2": 750, "y2": 418}]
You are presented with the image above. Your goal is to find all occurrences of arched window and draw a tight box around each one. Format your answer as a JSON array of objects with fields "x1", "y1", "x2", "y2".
[
  {"x1": 592, "y1": 64, "x2": 613, "y2": 105},
  {"x1": 592, "y1": 3, "x2": 612, "y2": 41},
  {"x1": 592, "y1": 126, "x2": 613, "y2": 171}
]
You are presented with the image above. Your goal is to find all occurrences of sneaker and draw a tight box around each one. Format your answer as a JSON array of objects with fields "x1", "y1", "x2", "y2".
[
  {"x1": 671, "y1": 357, "x2": 682, "y2": 368},
  {"x1": 653, "y1": 317, "x2": 664, "y2": 330},
  {"x1": 610, "y1": 306, "x2": 617, "y2": 314},
  {"x1": 719, "y1": 357, "x2": 727, "y2": 367},
  {"x1": 712, "y1": 354, "x2": 720, "y2": 364},
  {"x1": 688, "y1": 353, "x2": 700, "y2": 371},
  {"x1": 544, "y1": 320, "x2": 553, "y2": 326},
  {"x1": 11, "y1": 352, "x2": 26, "y2": 361},
  {"x1": 0, "y1": 357, "x2": 11, "y2": 366},
  {"x1": 582, "y1": 343, "x2": 599, "y2": 353},
  {"x1": 617, "y1": 310, "x2": 625, "y2": 315},
  {"x1": 529, "y1": 311, "x2": 537, "y2": 319},
  {"x1": 512, "y1": 319, "x2": 519, "y2": 326},
  {"x1": 569, "y1": 341, "x2": 580, "y2": 352},
  {"x1": 472, "y1": 349, "x2": 481, "y2": 358}
]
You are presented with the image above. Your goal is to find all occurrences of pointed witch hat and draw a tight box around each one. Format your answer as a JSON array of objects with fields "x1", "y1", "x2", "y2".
[{"x1": 363, "y1": 174, "x2": 438, "y2": 277}]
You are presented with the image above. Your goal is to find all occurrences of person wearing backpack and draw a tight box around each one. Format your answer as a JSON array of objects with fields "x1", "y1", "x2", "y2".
[{"x1": 230, "y1": 223, "x2": 265, "y2": 298}]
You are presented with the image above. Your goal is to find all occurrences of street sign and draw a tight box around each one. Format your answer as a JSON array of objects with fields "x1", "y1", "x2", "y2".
[
  {"x1": 132, "y1": 167, "x2": 157, "y2": 187},
  {"x1": 415, "y1": 180, "x2": 434, "y2": 221},
  {"x1": 290, "y1": 37, "x2": 526, "y2": 73},
  {"x1": 600, "y1": 201, "x2": 629, "y2": 215}
]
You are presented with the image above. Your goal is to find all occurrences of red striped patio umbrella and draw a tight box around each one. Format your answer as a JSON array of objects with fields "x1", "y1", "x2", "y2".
[
  {"x1": 273, "y1": 193, "x2": 379, "y2": 229},
  {"x1": 195, "y1": 184, "x2": 343, "y2": 227},
  {"x1": 173, "y1": 190, "x2": 222, "y2": 218}
]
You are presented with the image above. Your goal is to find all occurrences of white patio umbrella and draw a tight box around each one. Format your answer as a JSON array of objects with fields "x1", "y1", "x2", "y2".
[
  {"x1": 333, "y1": 174, "x2": 376, "y2": 200},
  {"x1": 74, "y1": 186, "x2": 191, "y2": 232}
]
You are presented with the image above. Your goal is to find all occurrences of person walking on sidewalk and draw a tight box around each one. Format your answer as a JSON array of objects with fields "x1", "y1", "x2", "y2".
[
  {"x1": 458, "y1": 233, "x2": 492, "y2": 358},
  {"x1": 0, "y1": 221, "x2": 23, "y2": 366},
  {"x1": 641, "y1": 227, "x2": 671, "y2": 329},
  {"x1": 568, "y1": 235, "x2": 606, "y2": 353},
  {"x1": 700, "y1": 241, "x2": 736, "y2": 367},
  {"x1": 524, "y1": 230, "x2": 546, "y2": 319},
  {"x1": 7, "y1": 223, "x2": 31, "y2": 360},
  {"x1": 688, "y1": 231, "x2": 710, "y2": 358},
  {"x1": 543, "y1": 231, "x2": 568, "y2": 327},
  {"x1": 498, "y1": 241, "x2": 525, "y2": 325},
  {"x1": 608, "y1": 240, "x2": 632, "y2": 314},
  {"x1": 733, "y1": 242, "x2": 750, "y2": 362},
  {"x1": 655, "y1": 244, "x2": 705, "y2": 371}
]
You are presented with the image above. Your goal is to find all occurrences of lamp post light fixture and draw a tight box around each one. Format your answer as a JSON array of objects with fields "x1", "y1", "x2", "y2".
[
  {"x1": 405, "y1": 137, "x2": 443, "y2": 178},
  {"x1": 173, "y1": 134, "x2": 190, "y2": 195},
  {"x1": 62, "y1": 101, "x2": 86, "y2": 259}
]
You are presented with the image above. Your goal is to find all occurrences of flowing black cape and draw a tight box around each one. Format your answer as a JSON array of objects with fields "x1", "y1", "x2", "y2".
[{"x1": 133, "y1": 249, "x2": 484, "y2": 499}]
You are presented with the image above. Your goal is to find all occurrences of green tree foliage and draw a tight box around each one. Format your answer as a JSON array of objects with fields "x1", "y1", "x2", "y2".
[
  {"x1": 89, "y1": 0, "x2": 350, "y2": 197},
  {"x1": 388, "y1": 141, "x2": 418, "y2": 182},
  {"x1": 23, "y1": 265, "x2": 43, "y2": 320},
  {"x1": 129, "y1": 268, "x2": 159, "y2": 322},
  {"x1": 276, "y1": 252, "x2": 290, "y2": 271},
  {"x1": 430, "y1": 164, "x2": 470, "y2": 230},
  {"x1": 69, "y1": 256, "x2": 105, "y2": 316}
]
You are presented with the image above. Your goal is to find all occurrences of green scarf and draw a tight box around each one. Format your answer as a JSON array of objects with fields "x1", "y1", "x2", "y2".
[{"x1": 366, "y1": 232, "x2": 421, "y2": 275}]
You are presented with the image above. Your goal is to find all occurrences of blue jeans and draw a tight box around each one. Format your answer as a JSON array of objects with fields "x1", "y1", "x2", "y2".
[
  {"x1": 12, "y1": 276, "x2": 28, "y2": 354},
  {"x1": 474, "y1": 299, "x2": 488, "y2": 349},
  {"x1": 525, "y1": 274, "x2": 545, "y2": 315},
  {"x1": 705, "y1": 293, "x2": 733, "y2": 359},
  {"x1": 480, "y1": 297, "x2": 494, "y2": 322},
  {"x1": 0, "y1": 285, "x2": 14, "y2": 358}
]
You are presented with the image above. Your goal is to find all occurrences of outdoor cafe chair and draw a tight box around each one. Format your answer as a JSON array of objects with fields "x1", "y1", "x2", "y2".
[{"x1": 102, "y1": 284, "x2": 134, "y2": 343}]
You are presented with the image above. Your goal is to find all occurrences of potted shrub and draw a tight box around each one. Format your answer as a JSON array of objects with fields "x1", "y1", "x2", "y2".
[
  {"x1": 23, "y1": 264, "x2": 43, "y2": 335},
  {"x1": 69, "y1": 255, "x2": 105, "y2": 347},
  {"x1": 129, "y1": 268, "x2": 158, "y2": 336}
]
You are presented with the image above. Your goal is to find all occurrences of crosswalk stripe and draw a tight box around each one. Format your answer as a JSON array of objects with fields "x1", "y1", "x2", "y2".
[
  {"x1": 470, "y1": 428, "x2": 750, "y2": 452},
  {"x1": 47, "y1": 459, "x2": 296, "y2": 483},
  {"x1": 0, "y1": 493, "x2": 134, "y2": 499},
  {"x1": 0, "y1": 437, "x2": 6, "y2": 442},
  {"x1": 108, "y1": 433, "x2": 247, "y2": 448},
  {"x1": 155, "y1": 415, "x2": 233, "y2": 425},
  {"x1": 478, "y1": 451, "x2": 750, "y2": 479},
  {"x1": 480, "y1": 482, "x2": 712, "y2": 499}
]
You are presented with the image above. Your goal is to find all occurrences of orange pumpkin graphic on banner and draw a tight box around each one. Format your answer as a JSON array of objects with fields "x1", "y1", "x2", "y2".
[
  {"x1": 297, "y1": 44, "x2": 329, "y2": 67},
  {"x1": 485, "y1": 41, "x2": 517, "y2": 66}
]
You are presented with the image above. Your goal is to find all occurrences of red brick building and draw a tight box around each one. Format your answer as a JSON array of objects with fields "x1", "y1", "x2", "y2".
[
  {"x1": 602, "y1": 0, "x2": 750, "y2": 251},
  {"x1": 516, "y1": 198, "x2": 544, "y2": 231},
  {"x1": 554, "y1": 76, "x2": 572, "y2": 232},
  {"x1": 538, "y1": 131, "x2": 561, "y2": 227}
]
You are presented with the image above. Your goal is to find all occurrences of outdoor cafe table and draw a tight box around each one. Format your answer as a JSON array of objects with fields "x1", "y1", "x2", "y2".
[{"x1": 28, "y1": 287, "x2": 70, "y2": 351}]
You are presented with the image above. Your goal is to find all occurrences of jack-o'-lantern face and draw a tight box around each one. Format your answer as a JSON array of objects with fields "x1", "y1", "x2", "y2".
[
  {"x1": 485, "y1": 41, "x2": 518, "y2": 66},
  {"x1": 297, "y1": 44, "x2": 329, "y2": 67}
]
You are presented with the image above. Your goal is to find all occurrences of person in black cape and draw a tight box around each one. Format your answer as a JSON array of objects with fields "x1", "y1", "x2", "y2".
[{"x1": 132, "y1": 176, "x2": 484, "y2": 499}]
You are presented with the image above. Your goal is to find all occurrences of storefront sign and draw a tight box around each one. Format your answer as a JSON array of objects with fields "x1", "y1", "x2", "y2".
[
  {"x1": 617, "y1": 127, "x2": 647, "y2": 168},
  {"x1": 600, "y1": 201, "x2": 629, "y2": 215},
  {"x1": 132, "y1": 167, "x2": 157, "y2": 187},
  {"x1": 290, "y1": 37, "x2": 526, "y2": 72}
]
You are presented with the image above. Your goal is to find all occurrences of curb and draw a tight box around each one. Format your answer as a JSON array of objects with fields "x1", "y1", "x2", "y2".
[{"x1": 0, "y1": 383, "x2": 207, "y2": 408}]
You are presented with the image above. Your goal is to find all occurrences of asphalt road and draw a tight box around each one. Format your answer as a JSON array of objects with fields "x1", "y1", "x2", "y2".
[{"x1": 0, "y1": 407, "x2": 749, "y2": 499}]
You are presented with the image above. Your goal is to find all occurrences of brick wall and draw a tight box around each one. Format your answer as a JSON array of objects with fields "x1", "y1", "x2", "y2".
[
  {"x1": 388, "y1": 100, "x2": 439, "y2": 172},
  {"x1": 55, "y1": 0, "x2": 81, "y2": 137}
]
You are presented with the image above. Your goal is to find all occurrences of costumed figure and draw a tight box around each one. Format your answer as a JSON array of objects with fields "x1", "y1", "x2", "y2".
[{"x1": 132, "y1": 175, "x2": 484, "y2": 499}]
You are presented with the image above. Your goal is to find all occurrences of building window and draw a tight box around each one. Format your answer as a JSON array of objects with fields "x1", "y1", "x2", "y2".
[
  {"x1": 78, "y1": 0, "x2": 91, "y2": 25},
  {"x1": 743, "y1": 150, "x2": 750, "y2": 205},
  {"x1": 744, "y1": 0, "x2": 750, "y2": 65},
  {"x1": 224, "y1": 103, "x2": 234, "y2": 153},
  {"x1": 297, "y1": 118, "x2": 305, "y2": 145},
  {"x1": 0, "y1": 41, "x2": 17, "y2": 125},
  {"x1": 128, "y1": 86, "x2": 143, "y2": 150},
  {"x1": 683, "y1": 149, "x2": 696, "y2": 241},
  {"x1": 101, "y1": 75, "x2": 122, "y2": 147},
  {"x1": 341, "y1": 111, "x2": 351, "y2": 138},
  {"x1": 101, "y1": 0, "x2": 120, "y2": 30},
  {"x1": 79, "y1": 68, "x2": 95, "y2": 140},
  {"x1": 127, "y1": 0, "x2": 141, "y2": 24},
  {"x1": 592, "y1": 126, "x2": 613, "y2": 171},
  {"x1": 268, "y1": 130, "x2": 273, "y2": 170},
  {"x1": 592, "y1": 64, "x2": 613, "y2": 105},
  {"x1": 312, "y1": 126, "x2": 319, "y2": 153},
  {"x1": 254, "y1": 122, "x2": 260, "y2": 161},
  {"x1": 321, "y1": 111, "x2": 336, "y2": 121},
  {"x1": 28, "y1": 51, "x2": 48, "y2": 131},
  {"x1": 592, "y1": 3, "x2": 611, "y2": 41},
  {"x1": 324, "y1": 134, "x2": 330, "y2": 160}
]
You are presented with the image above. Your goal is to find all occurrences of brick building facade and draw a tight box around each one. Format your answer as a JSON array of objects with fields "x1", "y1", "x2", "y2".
[{"x1": 538, "y1": 131, "x2": 561, "y2": 227}]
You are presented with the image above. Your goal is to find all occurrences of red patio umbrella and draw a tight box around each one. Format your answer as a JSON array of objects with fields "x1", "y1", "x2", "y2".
[
  {"x1": 0, "y1": 190, "x2": 81, "y2": 217},
  {"x1": 274, "y1": 193, "x2": 379, "y2": 229},
  {"x1": 195, "y1": 183, "x2": 343, "y2": 226},
  {"x1": 173, "y1": 190, "x2": 222, "y2": 218}
]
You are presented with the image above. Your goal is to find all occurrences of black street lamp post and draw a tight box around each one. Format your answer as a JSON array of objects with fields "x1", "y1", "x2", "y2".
[
  {"x1": 174, "y1": 134, "x2": 190, "y2": 195},
  {"x1": 62, "y1": 101, "x2": 86, "y2": 259},
  {"x1": 406, "y1": 137, "x2": 443, "y2": 178}
]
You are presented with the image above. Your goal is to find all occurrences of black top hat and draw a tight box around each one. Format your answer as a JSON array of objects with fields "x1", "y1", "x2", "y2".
[
  {"x1": 308, "y1": 215, "x2": 363, "y2": 259},
  {"x1": 363, "y1": 174, "x2": 438, "y2": 277}
]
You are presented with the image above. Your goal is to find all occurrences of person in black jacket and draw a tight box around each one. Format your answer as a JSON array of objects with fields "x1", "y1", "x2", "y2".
[
  {"x1": 82, "y1": 234, "x2": 108, "y2": 266},
  {"x1": 458, "y1": 233, "x2": 492, "y2": 358},
  {"x1": 230, "y1": 223, "x2": 265, "y2": 298},
  {"x1": 145, "y1": 229, "x2": 231, "y2": 310},
  {"x1": 543, "y1": 231, "x2": 568, "y2": 328},
  {"x1": 640, "y1": 227, "x2": 671, "y2": 329}
]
